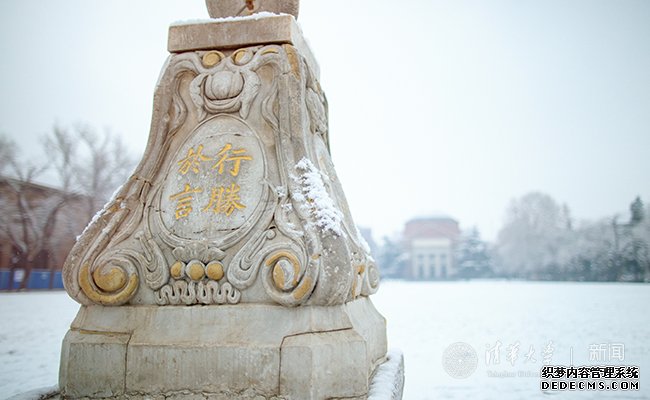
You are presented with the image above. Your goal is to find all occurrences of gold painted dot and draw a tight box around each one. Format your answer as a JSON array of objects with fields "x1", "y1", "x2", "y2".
[
  {"x1": 232, "y1": 49, "x2": 251, "y2": 65},
  {"x1": 261, "y1": 48, "x2": 280, "y2": 55},
  {"x1": 202, "y1": 51, "x2": 222, "y2": 67},
  {"x1": 186, "y1": 260, "x2": 205, "y2": 281},
  {"x1": 206, "y1": 261, "x2": 224, "y2": 281},
  {"x1": 272, "y1": 262, "x2": 287, "y2": 290},
  {"x1": 93, "y1": 266, "x2": 127, "y2": 293},
  {"x1": 170, "y1": 261, "x2": 184, "y2": 279}
]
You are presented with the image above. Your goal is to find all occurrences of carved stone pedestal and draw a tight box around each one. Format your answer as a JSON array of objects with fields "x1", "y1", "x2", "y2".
[
  {"x1": 59, "y1": 8, "x2": 396, "y2": 400},
  {"x1": 60, "y1": 298, "x2": 386, "y2": 399}
]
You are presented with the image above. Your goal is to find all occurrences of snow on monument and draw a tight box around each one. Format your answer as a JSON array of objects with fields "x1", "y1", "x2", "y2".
[{"x1": 58, "y1": 0, "x2": 403, "y2": 399}]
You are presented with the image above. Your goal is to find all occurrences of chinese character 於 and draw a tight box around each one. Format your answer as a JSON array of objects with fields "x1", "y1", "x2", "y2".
[{"x1": 177, "y1": 144, "x2": 212, "y2": 175}]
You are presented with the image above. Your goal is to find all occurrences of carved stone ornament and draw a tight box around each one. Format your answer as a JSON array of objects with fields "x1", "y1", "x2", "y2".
[
  {"x1": 205, "y1": 0, "x2": 300, "y2": 19},
  {"x1": 58, "y1": 11, "x2": 401, "y2": 400},
  {"x1": 63, "y1": 43, "x2": 379, "y2": 308}
]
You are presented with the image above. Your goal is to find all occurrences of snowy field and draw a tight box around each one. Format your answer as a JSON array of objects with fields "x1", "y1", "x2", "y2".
[{"x1": 1, "y1": 281, "x2": 649, "y2": 399}]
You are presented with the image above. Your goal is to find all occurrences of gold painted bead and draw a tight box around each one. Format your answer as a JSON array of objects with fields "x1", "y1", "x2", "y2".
[
  {"x1": 202, "y1": 51, "x2": 223, "y2": 67},
  {"x1": 170, "y1": 261, "x2": 185, "y2": 279},
  {"x1": 273, "y1": 259, "x2": 297, "y2": 291},
  {"x1": 206, "y1": 261, "x2": 224, "y2": 281},
  {"x1": 232, "y1": 49, "x2": 252, "y2": 65},
  {"x1": 186, "y1": 260, "x2": 205, "y2": 281},
  {"x1": 92, "y1": 266, "x2": 127, "y2": 293}
]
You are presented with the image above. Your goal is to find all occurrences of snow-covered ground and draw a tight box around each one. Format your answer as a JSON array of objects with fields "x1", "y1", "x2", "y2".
[{"x1": 1, "y1": 281, "x2": 649, "y2": 399}]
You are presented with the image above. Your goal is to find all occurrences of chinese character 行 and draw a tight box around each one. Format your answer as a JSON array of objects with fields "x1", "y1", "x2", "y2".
[{"x1": 212, "y1": 143, "x2": 252, "y2": 177}]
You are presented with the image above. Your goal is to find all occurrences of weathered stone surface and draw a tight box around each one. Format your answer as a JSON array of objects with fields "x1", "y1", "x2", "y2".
[
  {"x1": 59, "y1": 298, "x2": 386, "y2": 398},
  {"x1": 19, "y1": 351, "x2": 402, "y2": 399},
  {"x1": 59, "y1": 331, "x2": 129, "y2": 398},
  {"x1": 347, "y1": 296, "x2": 388, "y2": 370},
  {"x1": 280, "y1": 330, "x2": 368, "y2": 399},
  {"x1": 205, "y1": 0, "x2": 299, "y2": 19}
]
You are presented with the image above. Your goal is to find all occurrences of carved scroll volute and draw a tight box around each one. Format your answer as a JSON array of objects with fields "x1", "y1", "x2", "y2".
[
  {"x1": 63, "y1": 178, "x2": 146, "y2": 306},
  {"x1": 260, "y1": 244, "x2": 319, "y2": 307},
  {"x1": 62, "y1": 49, "x2": 198, "y2": 306}
]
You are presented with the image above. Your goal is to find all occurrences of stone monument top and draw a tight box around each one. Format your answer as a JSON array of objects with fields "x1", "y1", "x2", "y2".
[{"x1": 205, "y1": 0, "x2": 299, "y2": 19}]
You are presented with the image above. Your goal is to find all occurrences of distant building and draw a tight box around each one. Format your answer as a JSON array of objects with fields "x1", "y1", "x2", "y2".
[
  {"x1": 403, "y1": 216, "x2": 460, "y2": 280},
  {"x1": 0, "y1": 176, "x2": 88, "y2": 289}
]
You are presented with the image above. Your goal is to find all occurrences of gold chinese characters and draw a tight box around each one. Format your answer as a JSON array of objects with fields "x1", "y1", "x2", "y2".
[{"x1": 170, "y1": 142, "x2": 252, "y2": 220}]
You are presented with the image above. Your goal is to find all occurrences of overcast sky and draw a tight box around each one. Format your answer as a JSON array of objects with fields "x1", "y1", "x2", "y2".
[{"x1": 1, "y1": 0, "x2": 648, "y2": 241}]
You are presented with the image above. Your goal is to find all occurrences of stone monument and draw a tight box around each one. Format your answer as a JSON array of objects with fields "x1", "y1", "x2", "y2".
[{"x1": 58, "y1": 1, "x2": 404, "y2": 399}]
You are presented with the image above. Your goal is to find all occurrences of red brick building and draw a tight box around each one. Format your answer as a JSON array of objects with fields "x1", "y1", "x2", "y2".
[{"x1": 0, "y1": 176, "x2": 88, "y2": 289}]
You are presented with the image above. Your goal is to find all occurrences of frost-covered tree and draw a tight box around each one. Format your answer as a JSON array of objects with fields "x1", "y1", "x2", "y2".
[
  {"x1": 455, "y1": 227, "x2": 492, "y2": 279},
  {"x1": 564, "y1": 219, "x2": 617, "y2": 281},
  {"x1": 0, "y1": 126, "x2": 135, "y2": 289},
  {"x1": 376, "y1": 236, "x2": 407, "y2": 279},
  {"x1": 620, "y1": 197, "x2": 650, "y2": 281},
  {"x1": 629, "y1": 196, "x2": 645, "y2": 226},
  {"x1": 495, "y1": 192, "x2": 573, "y2": 279}
]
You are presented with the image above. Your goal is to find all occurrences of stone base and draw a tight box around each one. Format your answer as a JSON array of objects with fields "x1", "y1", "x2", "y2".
[
  {"x1": 13, "y1": 352, "x2": 403, "y2": 400},
  {"x1": 59, "y1": 298, "x2": 387, "y2": 399}
]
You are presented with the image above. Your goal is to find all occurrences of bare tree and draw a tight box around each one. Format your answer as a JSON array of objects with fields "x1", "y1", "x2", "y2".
[
  {"x1": 73, "y1": 125, "x2": 134, "y2": 220},
  {"x1": 0, "y1": 126, "x2": 135, "y2": 289}
]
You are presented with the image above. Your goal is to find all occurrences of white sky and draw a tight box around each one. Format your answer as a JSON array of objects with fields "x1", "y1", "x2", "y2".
[{"x1": 1, "y1": 0, "x2": 648, "y2": 241}]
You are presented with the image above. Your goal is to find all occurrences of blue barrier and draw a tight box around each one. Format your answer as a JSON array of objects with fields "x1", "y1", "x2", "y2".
[
  {"x1": 53, "y1": 271, "x2": 65, "y2": 289},
  {"x1": 0, "y1": 269, "x2": 65, "y2": 290},
  {"x1": 0, "y1": 270, "x2": 10, "y2": 290},
  {"x1": 28, "y1": 270, "x2": 51, "y2": 289}
]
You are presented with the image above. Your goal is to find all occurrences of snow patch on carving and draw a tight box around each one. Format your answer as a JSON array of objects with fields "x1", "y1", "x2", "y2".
[{"x1": 292, "y1": 158, "x2": 343, "y2": 236}]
